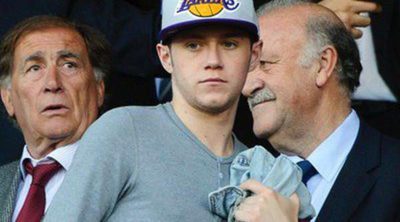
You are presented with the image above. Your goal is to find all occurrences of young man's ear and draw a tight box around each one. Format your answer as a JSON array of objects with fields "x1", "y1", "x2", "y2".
[
  {"x1": 315, "y1": 45, "x2": 337, "y2": 88},
  {"x1": 1, "y1": 87, "x2": 15, "y2": 118},
  {"x1": 156, "y1": 43, "x2": 173, "y2": 73},
  {"x1": 248, "y1": 40, "x2": 263, "y2": 72}
]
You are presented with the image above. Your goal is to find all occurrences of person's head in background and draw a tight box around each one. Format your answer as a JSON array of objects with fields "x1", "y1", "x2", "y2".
[{"x1": 0, "y1": 15, "x2": 111, "y2": 159}]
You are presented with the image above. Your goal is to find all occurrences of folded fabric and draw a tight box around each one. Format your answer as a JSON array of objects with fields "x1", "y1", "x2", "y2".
[{"x1": 208, "y1": 146, "x2": 315, "y2": 221}]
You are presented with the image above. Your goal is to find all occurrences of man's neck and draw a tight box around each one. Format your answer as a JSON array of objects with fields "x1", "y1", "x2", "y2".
[
  {"x1": 26, "y1": 137, "x2": 76, "y2": 159},
  {"x1": 275, "y1": 97, "x2": 352, "y2": 159},
  {"x1": 299, "y1": 107, "x2": 351, "y2": 158},
  {"x1": 171, "y1": 100, "x2": 238, "y2": 157}
]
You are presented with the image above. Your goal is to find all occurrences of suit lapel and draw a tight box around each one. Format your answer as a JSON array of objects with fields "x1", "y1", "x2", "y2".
[
  {"x1": 0, "y1": 161, "x2": 21, "y2": 222},
  {"x1": 317, "y1": 122, "x2": 381, "y2": 222}
]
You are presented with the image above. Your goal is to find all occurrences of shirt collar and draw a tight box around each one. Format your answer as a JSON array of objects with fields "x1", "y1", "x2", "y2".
[
  {"x1": 286, "y1": 110, "x2": 360, "y2": 182},
  {"x1": 19, "y1": 141, "x2": 79, "y2": 180}
]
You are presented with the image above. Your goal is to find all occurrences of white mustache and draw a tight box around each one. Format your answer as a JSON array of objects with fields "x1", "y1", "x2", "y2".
[{"x1": 247, "y1": 88, "x2": 276, "y2": 109}]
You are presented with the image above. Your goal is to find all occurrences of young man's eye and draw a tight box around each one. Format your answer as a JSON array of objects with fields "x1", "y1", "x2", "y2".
[
  {"x1": 185, "y1": 42, "x2": 201, "y2": 50},
  {"x1": 223, "y1": 41, "x2": 237, "y2": 49}
]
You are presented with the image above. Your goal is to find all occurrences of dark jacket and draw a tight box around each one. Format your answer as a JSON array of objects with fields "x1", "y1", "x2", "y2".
[{"x1": 317, "y1": 121, "x2": 400, "y2": 221}]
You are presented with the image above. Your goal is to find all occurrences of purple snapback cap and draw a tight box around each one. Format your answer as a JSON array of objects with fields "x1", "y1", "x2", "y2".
[{"x1": 159, "y1": 0, "x2": 259, "y2": 42}]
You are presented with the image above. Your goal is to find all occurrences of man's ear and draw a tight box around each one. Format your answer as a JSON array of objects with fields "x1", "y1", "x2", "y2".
[
  {"x1": 1, "y1": 87, "x2": 15, "y2": 117},
  {"x1": 156, "y1": 43, "x2": 173, "y2": 73},
  {"x1": 315, "y1": 45, "x2": 337, "y2": 88},
  {"x1": 96, "y1": 80, "x2": 105, "y2": 108},
  {"x1": 248, "y1": 40, "x2": 262, "y2": 72}
]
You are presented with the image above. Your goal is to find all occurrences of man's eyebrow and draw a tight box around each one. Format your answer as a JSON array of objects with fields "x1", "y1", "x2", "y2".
[
  {"x1": 57, "y1": 50, "x2": 81, "y2": 59},
  {"x1": 23, "y1": 51, "x2": 44, "y2": 64},
  {"x1": 261, "y1": 54, "x2": 280, "y2": 61}
]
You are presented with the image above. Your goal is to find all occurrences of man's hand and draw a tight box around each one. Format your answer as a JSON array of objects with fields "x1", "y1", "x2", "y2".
[
  {"x1": 233, "y1": 180, "x2": 299, "y2": 222},
  {"x1": 319, "y1": 0, "x2": 381, "y2": 38}
]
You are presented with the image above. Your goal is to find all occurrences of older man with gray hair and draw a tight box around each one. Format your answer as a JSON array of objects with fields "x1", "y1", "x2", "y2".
[
  {"x1": 243, "y1": 0, "x2": 400, "y2": 221},
  {"x1": 0, "y1": 15, "x2": 110, "y2": 222}
]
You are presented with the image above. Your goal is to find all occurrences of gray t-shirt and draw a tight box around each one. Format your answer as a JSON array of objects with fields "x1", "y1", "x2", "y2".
[{"x1": 44, "y1": 103, "x2": 248, "y2": 221}]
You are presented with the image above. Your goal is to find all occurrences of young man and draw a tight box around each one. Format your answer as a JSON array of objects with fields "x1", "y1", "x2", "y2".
[{"x1": 43, "y1": 0, "x2": 302, "y2": 221}]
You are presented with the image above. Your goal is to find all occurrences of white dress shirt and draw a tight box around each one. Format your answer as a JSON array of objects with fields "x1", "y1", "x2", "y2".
[
  {"x1": 12, "y1": 141, "x2": 78, "y2": 222},
  {"x1": 286, "y1": 110, "x2": 360, "y2": 221}
]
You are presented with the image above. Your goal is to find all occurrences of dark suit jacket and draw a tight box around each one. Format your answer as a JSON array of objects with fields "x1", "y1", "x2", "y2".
[
  {"x1": 316, "y1": 121, "x2": 400, "y2": 222},
  {"x1": 371, "y1": 0, "x2": 400, "y2": 101},
  {"x1": 0, "y1": 113, "x2": 23, "y2": 166},
  {"x1": 0, "y1": 161, "x2": 20, "y2": 222}
]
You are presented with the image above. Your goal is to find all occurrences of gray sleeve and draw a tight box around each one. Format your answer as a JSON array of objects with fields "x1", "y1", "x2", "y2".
[{"x1": 44, "y1": 107, "x2": 138, "y2": 221}]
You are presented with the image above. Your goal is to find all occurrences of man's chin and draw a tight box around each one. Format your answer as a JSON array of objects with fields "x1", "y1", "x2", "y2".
[
  {"x1": 253, "y1": 130, "x2": 270, "y2": 140},
  {"x1": 40, "y1": 125, "x2": 74, "y2": 142},
  {"x1": 196, "y1": 99, "x2": 237, "y2": 114},
  {"x1": 252, "y1": 124, "x2": 278, "y2": 140}
]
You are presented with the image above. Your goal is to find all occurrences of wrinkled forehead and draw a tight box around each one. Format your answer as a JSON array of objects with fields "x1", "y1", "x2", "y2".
[
  {"x1": 17, "y1": 27, "x2": 85, "y2": 50},
  {"x1": 14, "y1": 28, "x2": 88, "y2": 61},
  {"x1": 259, "y1": 13, "x2": 307, "y2": 46},
  {"x1": 258, "y1": 18, "x2": 308, "y2": 61}
]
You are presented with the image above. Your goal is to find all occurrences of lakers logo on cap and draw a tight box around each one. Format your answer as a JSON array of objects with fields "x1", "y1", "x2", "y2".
[{"x1": 177, "y1": 0, "x2": 240, "y2": 18}]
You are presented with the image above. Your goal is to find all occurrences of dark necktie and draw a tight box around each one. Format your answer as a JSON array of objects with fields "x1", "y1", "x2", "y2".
[
  {"x1": 297, "y1": 160, "x2": 318, "y2": 185},
  {"x1": 16, "y1": 160, "x2": 62, "y2": 222}
]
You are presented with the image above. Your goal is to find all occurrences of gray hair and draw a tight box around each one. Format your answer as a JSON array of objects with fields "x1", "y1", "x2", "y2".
[{"x1": 257, "y1": 0, "x2": 362, "y2": 96}]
